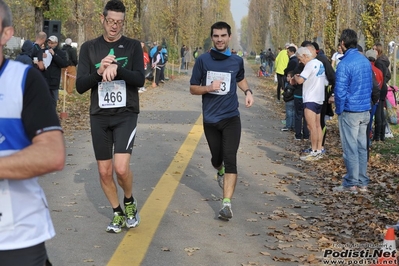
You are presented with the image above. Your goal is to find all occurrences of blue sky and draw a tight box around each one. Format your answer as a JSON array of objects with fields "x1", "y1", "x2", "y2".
[{"x1": 230, "y1": 0, "x2": 249, "y2": 27}]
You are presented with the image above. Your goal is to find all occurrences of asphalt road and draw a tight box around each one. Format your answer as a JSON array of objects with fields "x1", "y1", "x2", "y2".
[{"x1": 40, "y1": 62, "x2": 322, "y2": 266}]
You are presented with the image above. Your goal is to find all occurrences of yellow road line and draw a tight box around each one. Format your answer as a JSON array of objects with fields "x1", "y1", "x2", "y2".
[{"x1": 107, "y1": 115, "x2": 203, "y2": 266}]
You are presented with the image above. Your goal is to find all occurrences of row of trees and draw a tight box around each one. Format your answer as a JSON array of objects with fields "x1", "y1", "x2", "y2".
[
  {"x1": 5, "y1": 0, "x2": 239, "y2": 62},
  {"x1": 4, "y1": 0, "x2": 399, "y2": 60},
  {"x1": 245, "y1": 0, "x2": 399, "y2": 57}
]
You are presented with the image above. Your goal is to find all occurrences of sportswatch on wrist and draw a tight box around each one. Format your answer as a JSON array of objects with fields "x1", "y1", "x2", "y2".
[{"x1": 244, "y1": 89, "x2": 253, "y2": 96}]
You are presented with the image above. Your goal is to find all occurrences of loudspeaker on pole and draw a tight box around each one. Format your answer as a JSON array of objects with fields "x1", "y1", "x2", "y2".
[{"x1": 43, "y1": 20, "x2": 61, "y2": 44}]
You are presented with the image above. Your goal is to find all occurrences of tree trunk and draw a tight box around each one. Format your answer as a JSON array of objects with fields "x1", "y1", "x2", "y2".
[
  {"x1": 76, "y1": 0, "x2": 85, "y2": 51},
  {"x1": 34, "y1": 0, "x2": 49, "y2": 34},
  {"x1": 35, "y1": 7, "x2": 44, "y2": 33}
]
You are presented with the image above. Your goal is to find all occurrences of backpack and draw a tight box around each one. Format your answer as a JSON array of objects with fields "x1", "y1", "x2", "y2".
[
  {"x1": 149, "y1": 46, "x2": 157, "y2": 61},
  {"x1": 62, "y1": 45, "x2": 74, "y2": 66},
  {"x1": 283, "y1": 84, "x2": 295, "y2": 102},
  {"x1": 161, "y1": 52, "x2": 168, "y2": 64},
  {"x1": 266, "y1": 51, "x2": 275, "y2": 61}
]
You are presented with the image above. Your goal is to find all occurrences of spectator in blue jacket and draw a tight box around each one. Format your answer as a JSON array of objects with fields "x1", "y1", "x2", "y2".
[{"x1": 333, "y1": 29, "x2": 373, "y2": 194}]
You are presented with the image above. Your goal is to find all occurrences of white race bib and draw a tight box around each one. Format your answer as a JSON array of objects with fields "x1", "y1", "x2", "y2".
[
  {"x1": 0, "y1": 179, "x2": 14, "y2": 231},
  {"x1": 206, "y1": 71, "x2": 231, "y2": 95},
  {"x1": 98, "y1": 80, "x2": 127, "y2": 108}
]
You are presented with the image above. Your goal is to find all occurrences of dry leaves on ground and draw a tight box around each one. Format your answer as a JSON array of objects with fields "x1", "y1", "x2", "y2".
[{"x1": 258, "y1": 77, "x2": 399, "y2": 247}]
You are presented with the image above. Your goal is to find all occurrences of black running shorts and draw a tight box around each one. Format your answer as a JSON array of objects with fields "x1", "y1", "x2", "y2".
[{"x1": 90, "y1": 113, "x2": 138, "y2": 160}]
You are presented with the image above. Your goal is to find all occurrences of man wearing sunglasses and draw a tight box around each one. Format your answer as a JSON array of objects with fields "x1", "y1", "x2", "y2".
[{"x1": 76, "y1": 0, "x2": 145, "y2": 233}]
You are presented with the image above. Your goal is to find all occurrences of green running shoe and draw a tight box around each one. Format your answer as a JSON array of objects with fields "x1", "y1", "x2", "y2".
[
  {"x1": 216, "y1": 172, "x2": 224, "y2": 189},
  {"x1": 106, "y1": 212, "x2": 126, "y2": 233},
  {"x1": 218, "y1": 201, "x2": 233, "y2": 220},
  {"x1": 125, "y1": 199, "x2": 140, "y2": 228}
]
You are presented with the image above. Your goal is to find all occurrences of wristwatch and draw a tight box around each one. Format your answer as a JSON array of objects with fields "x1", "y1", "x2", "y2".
[{"x1": 244, "y1": 89, "x2": 253, "y2": 95}]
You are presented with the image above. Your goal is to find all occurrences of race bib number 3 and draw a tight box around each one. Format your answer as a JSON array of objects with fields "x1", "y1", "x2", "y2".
[
  {"x1": 206, "y1": 71, "x2": 231, "y2": 95},
  {"x1": 98, "y1": 80, "x2": 127, "y2": 108},
  {"x1": 0, "y1": 179, "x2": 14, "y2": 231}
]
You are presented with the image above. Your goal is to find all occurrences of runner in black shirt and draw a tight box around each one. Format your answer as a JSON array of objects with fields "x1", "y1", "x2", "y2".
[
  {"x1": 76, "y1": 0, "x2": 145, "y2": 233},
  {"x1": 31, "y1": 31, "x2": 47, "y2": 71}
]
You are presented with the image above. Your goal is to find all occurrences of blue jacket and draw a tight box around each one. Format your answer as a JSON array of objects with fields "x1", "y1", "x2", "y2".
[{"x1": 334, "y1": 48, "x2": 372, "y2": 114}]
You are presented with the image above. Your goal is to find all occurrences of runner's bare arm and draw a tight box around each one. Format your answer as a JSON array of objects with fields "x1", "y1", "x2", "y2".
[
  {"x1": 0, "y1": 131, "x2": 65, "y2": 180},
  {"x1": 237, "y1": 78, "x2": 254, "y2": 107},
  {"x1": 190, "y1": 80, "x2": 222, "y2": 95}
]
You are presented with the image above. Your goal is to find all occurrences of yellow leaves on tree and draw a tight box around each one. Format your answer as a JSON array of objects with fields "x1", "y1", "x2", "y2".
[{"x1": 361, "y1": 0, "x2": 382, "y2": 49}]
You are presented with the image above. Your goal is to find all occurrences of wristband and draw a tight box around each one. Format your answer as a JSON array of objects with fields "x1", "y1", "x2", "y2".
[{"x1": 244, "y1": 89, "x2": 253, "y2": 96}]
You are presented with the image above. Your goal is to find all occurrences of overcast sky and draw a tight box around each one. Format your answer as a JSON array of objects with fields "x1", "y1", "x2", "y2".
[{"x1": 230, "y1": 0, "x2": 249, "y2": 27}]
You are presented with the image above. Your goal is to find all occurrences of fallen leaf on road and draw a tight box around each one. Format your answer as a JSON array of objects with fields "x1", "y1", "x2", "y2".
[{"x1": 245, "y1": 233, "x2": 260, "y2": 236}]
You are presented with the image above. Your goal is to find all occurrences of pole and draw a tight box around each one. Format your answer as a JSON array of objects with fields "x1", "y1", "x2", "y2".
[
  {"x1": 63, "y1": 70, "x2": 66, "y2": 113},
  {"x1": 152, "y1": 67, "x2": 157, "y2": 87},
  {"x1": 393, "y1": 44, "x2": 397, "y2": 90},
  {"x1": 166, "y1": 62, "x2": 169, "y2": 79},
  {"x1": 172, "y1": 61, "x2": 175, "y2": 79},
  {"x1": 60, "y1": 69, "x2": 68, "y2": 119}
]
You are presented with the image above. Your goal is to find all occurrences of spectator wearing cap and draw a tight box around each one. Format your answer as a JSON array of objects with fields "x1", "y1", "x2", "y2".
[
  {"x1": 44, "y1": 35, "x2": 69, "y2": 108},
  {"x1": 289, "y1": 43, "x2": 298, "y2": 50},
  {"x1": 61, "y1": 38, "x2": 78, "y2": 94},
  {"x1": 275, "y1": 43, "x2": 290, "y2": 102}
]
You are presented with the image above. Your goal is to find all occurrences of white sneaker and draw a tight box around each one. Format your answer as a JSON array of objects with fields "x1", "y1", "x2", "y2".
[
  {"x1": 332, "y1": 185, "x2": 358, "y2": 194},
  {"x1": 385, "y1": 132, "x2": 394, "y2": 138},
  {"x1": 300, "y1": 151, "x2": 322, "y2": 161}
]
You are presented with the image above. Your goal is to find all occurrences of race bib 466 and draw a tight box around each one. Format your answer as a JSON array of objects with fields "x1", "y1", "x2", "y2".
[{"x1": 98, "y1": 80, "x2": 127, "y2": 108}]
